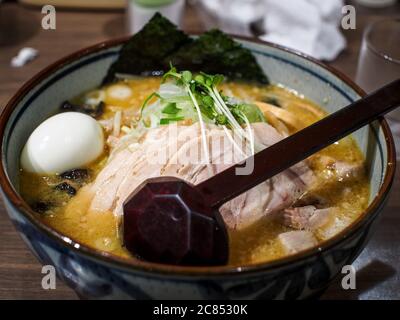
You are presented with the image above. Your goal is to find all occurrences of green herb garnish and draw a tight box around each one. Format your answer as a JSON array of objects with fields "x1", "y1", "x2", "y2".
[
  {"x1": 162, "y1": 102, "x2": 181, "y2": 115},
  {"x1": 160, "y1": 116, "x2": 185, "y2": 125}
]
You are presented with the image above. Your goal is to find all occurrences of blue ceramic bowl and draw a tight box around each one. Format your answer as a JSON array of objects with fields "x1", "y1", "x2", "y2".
[{"x1": 0, "y1": 37, "x2": 396, "y2": 299}]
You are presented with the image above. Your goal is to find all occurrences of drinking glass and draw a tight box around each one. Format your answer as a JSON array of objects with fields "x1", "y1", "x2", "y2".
[
  {"x1": 355, "y1": 18, "x2": 400, "y2": 159},
  {"x1": 356, "y1": 18, "x2": 400, "y2": 120}
]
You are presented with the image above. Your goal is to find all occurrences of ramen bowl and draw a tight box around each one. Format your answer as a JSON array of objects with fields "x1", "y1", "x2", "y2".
[{"x1": 0, "y1": 37, "x2": 396, "y2": 299}]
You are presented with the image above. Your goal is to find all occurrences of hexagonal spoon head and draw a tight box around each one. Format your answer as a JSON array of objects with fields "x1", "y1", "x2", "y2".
[{"x1": 123, "y1": 177, "x2": 229, "y2": 266}]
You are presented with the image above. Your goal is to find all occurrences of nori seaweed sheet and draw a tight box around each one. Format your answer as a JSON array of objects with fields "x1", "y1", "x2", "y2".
[{"x1": 104, "y1": 13, "x2": 269, "y2": 84}]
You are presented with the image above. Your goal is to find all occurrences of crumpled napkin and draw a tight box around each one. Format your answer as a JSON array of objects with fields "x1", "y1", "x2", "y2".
[
  {"x1": 261, "y1": 0, "x2": 346, "y2": 61},
  {"x1": 200, "y1": 0, "x2": 346, "y2": 61}
]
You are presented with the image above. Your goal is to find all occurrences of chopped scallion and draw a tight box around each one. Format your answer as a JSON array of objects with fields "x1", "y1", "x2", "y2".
[
  {"x1": 160, "y1": 116, "x2": 185, "y2": 125},
  {"x1": 162, "y1": 102, "x2": 181, "y2": 115}
]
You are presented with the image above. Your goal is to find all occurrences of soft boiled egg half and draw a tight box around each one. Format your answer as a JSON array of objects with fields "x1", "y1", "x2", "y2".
[{"x1": 21, "y1": 112, "x2": 104, "y2": 174}]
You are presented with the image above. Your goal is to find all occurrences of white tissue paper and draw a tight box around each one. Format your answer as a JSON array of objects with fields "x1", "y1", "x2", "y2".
[
  {"x1": 200, "y1": 0, "x2": 267, "y2": 36},
  {"x1": 200, "y1": 0, "x2": 346, "y2": 61},
  {"x1": 261, "y1": 0, "x2": 346, "y2": 61}
]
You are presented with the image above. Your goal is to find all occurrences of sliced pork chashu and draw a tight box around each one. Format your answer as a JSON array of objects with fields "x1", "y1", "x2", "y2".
[{"x1": 81, "y1": 122, "x2": 315, "y2": 230}]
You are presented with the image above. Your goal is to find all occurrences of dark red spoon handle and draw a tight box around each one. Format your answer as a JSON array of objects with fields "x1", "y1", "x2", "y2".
[{"x1": 196, "y1": 79, "x2": 400, "y2": 209}]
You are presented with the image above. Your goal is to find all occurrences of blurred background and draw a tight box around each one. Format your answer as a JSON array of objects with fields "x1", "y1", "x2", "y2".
[
  {"x1": 1, "y1": 0, "x2": 399, "y2": 112},
  {"x1": 0, "y1": 0, "x2": 399, "y2": 300}
]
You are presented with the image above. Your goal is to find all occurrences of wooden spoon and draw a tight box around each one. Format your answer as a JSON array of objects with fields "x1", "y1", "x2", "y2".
[{"x1": 123, "y1": 79, "x2": 400, "y2": 266}]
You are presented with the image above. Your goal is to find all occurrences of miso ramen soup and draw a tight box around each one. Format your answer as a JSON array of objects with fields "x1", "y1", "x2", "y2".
[{"x1": 20, "y1": 76, "x2": 369, "y2": 265}]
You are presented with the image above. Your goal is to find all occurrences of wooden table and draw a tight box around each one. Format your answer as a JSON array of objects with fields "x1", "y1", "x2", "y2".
[{"x1": 0, "y1": 1, "x2": 399, "y2": 300}]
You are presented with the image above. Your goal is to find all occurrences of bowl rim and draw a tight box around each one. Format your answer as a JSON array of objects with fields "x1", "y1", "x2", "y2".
[{"x1": 0, "y1": 35, "x2": 396, "y2": 278}]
